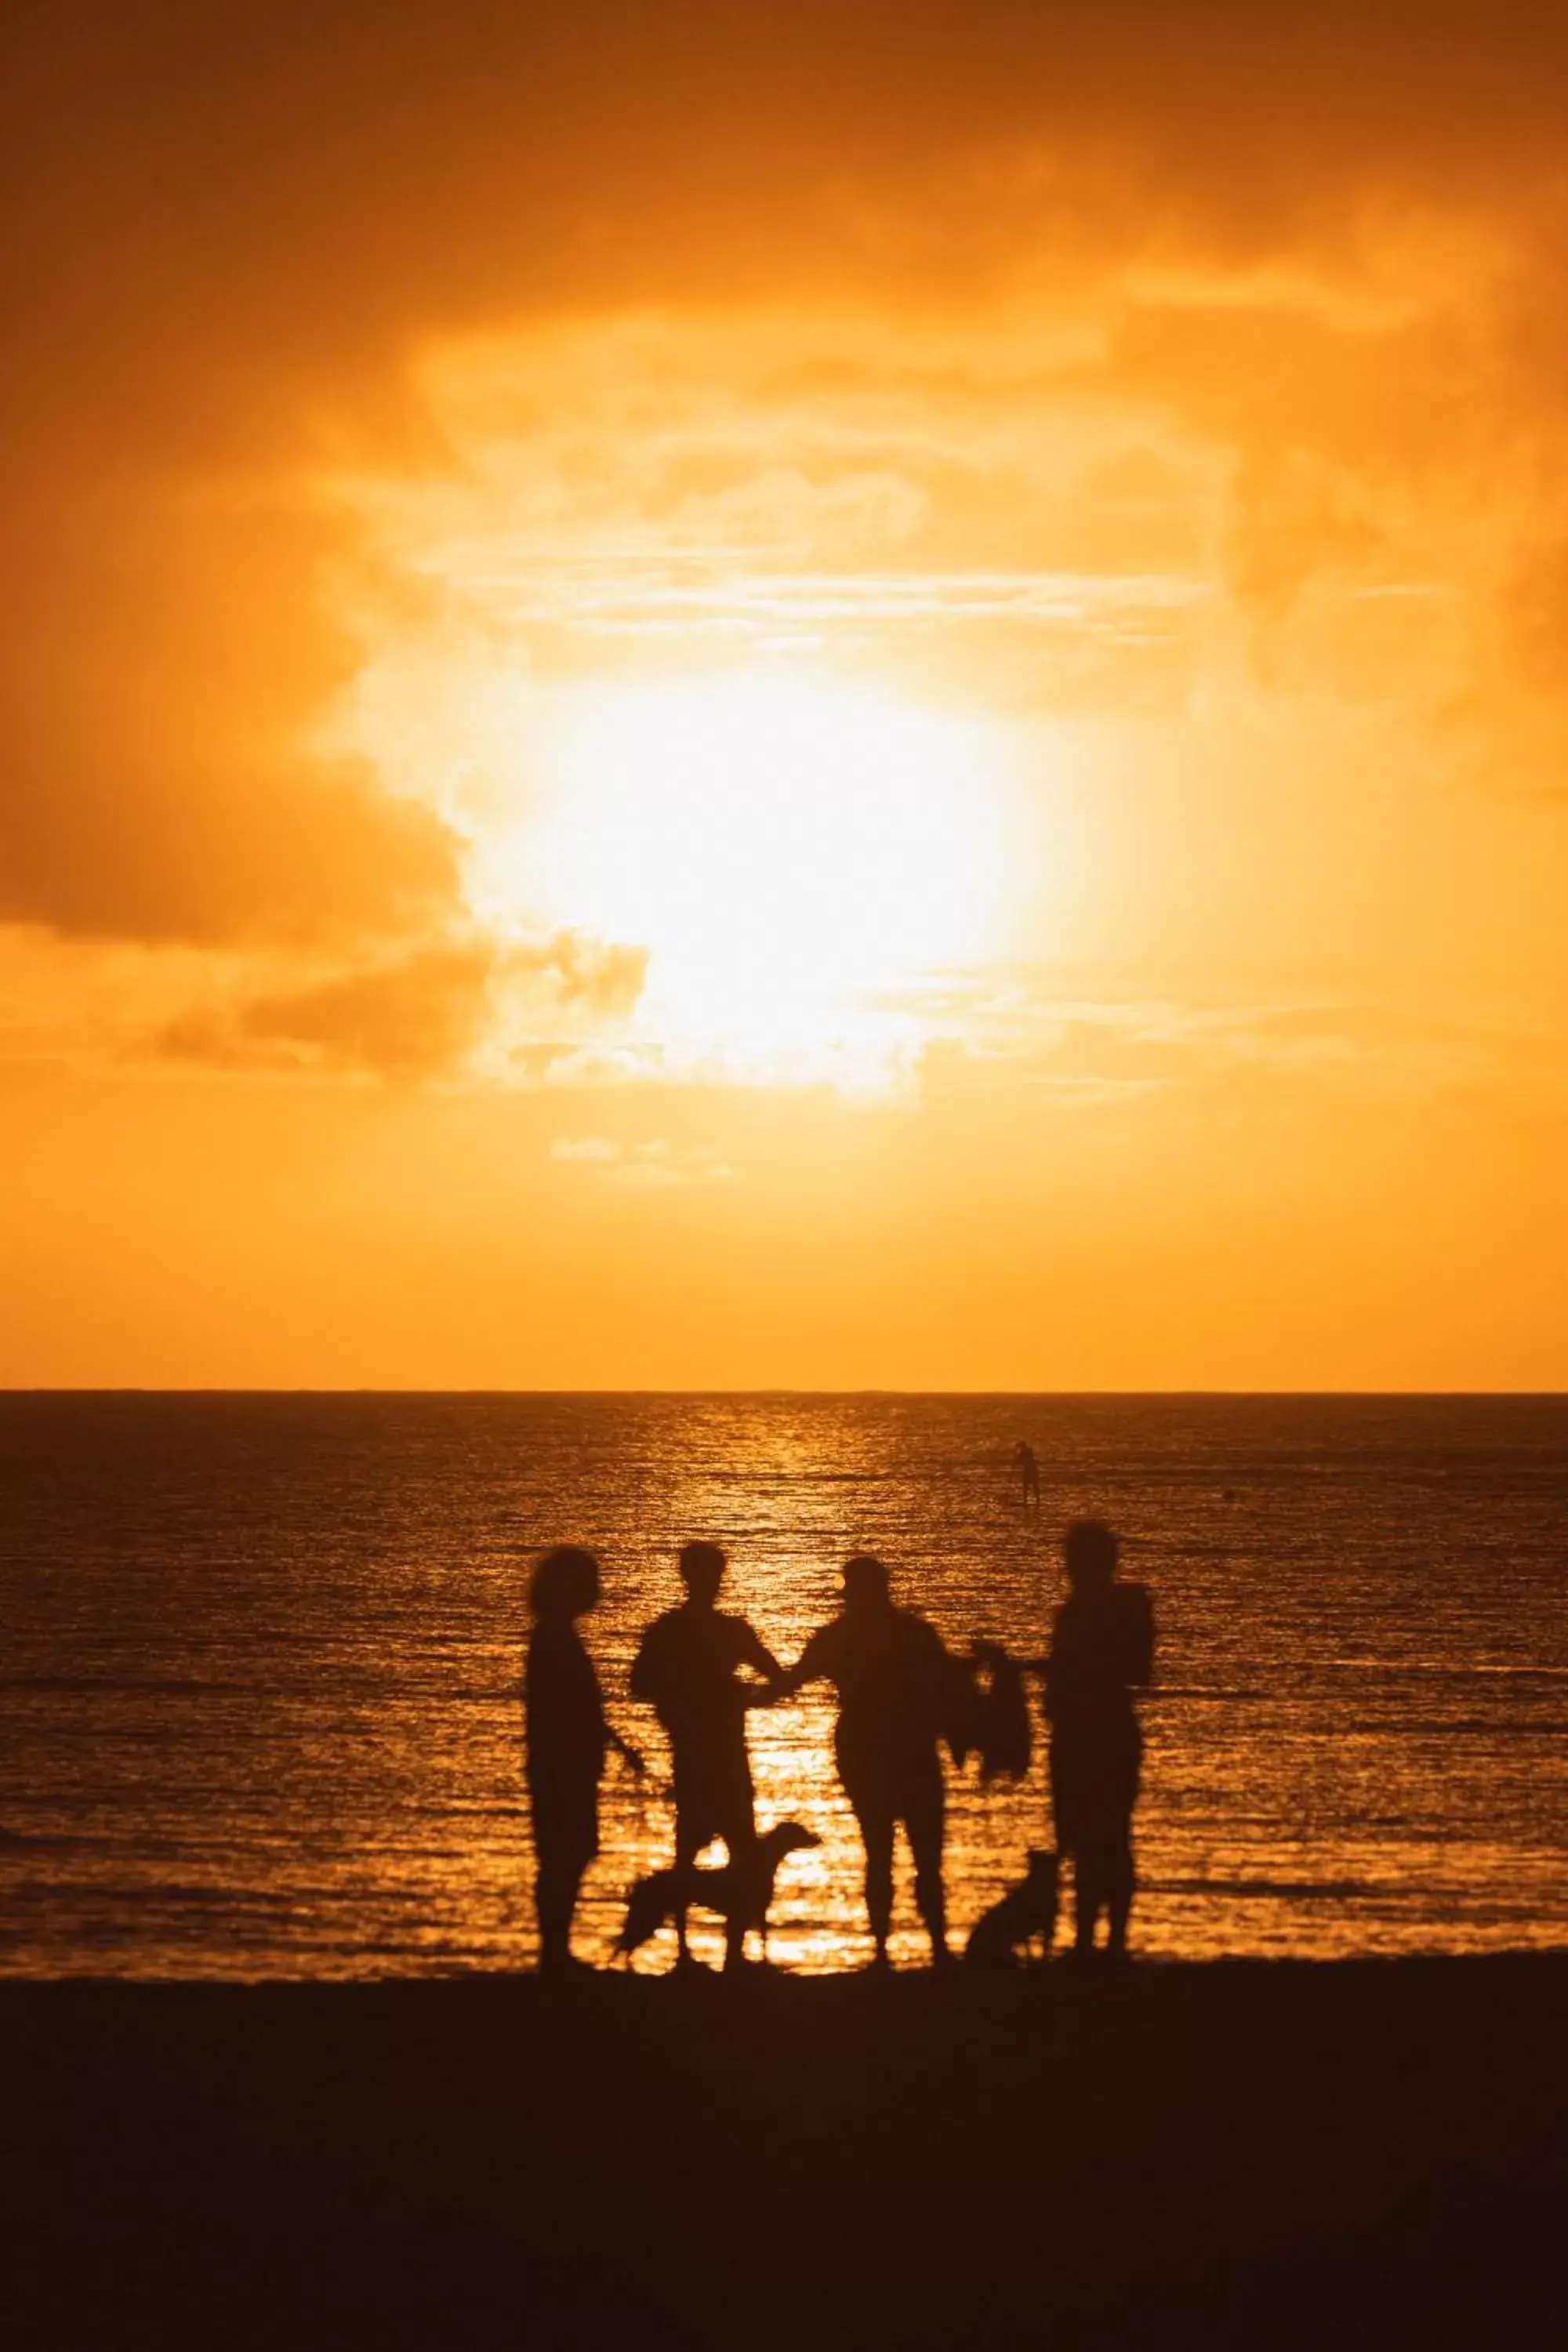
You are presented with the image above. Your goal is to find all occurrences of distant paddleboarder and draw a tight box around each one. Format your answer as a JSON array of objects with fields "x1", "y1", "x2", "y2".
[{"x1": 1015, "y1": 1440, "x2": 1041, "y2": 1511}]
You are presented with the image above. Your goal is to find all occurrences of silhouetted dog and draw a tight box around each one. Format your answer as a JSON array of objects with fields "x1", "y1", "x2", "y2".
[
  {"x1": 616, "y1": 1821, "x2": 822, "y2": 1970},
  {"x1": 963, "y1": 1849, "x2": 1060, "y2": 1967}
]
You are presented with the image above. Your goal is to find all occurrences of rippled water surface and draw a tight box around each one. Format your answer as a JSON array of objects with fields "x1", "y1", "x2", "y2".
[{"x1": 2, "y1": 1393, "x2": 1565, "y2": 1975}]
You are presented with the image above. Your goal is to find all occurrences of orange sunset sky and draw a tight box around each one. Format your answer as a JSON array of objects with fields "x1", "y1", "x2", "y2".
[{"x1": 5, "y1": 2, "x2": 1567, "y2": 1388}]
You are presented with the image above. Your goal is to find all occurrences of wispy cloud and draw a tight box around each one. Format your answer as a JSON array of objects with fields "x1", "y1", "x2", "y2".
[
  {"x1": 912, "y1": 978, "x2": 1568, "y2": 1106},
  {"x1": 550, "y1": 1136, "x2": 735, "y2": 1187}
]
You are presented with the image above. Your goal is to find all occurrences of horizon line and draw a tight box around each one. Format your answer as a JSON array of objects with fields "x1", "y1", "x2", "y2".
[{"x1": 2, "y1": 1385, "x2": 1566, "y2": 1403}]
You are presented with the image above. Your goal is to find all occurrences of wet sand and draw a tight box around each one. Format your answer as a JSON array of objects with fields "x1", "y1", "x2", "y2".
[{"x1": 8, "y1": 1956, "x2": 1565, "y2": 2349}]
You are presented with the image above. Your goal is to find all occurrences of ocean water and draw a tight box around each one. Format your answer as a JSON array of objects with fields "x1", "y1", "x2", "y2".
[{"x1": 1, "y1": 1392, "x2": 1565, "y2": 1977}]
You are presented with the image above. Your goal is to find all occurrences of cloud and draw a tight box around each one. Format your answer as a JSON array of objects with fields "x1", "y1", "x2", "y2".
[
  {"x1": 157, "y1": 930, "x2": 647, "y2": 1080},
  {"x1": 333, "y1": 251, "x2": 1568, "y2": 771},
  {"x1": 9, "y1": 0, "x2": 1568, "y2": 1009},
  {"x1": 0, "y1": 477, "x2": 462, "y2": 945},
  {"x1": 550, "y1": 1136, "x2": 735, "y2": 1186},
  {"x1": 342, "y1": 307, "x2": 1215, "y2": 719},
  {"x1": 915, "y1": 982, "x2": 1568, "y2": 1109},
  {"x1": 158, "y1": 945, "x2": 499, "y2": 1080},
  {"x1": 550, "y1": 1136, "x2": 620, "y2": 1163},
  {"x1": 512, "y1": 935, "x2": 647, "y2": 1018}
]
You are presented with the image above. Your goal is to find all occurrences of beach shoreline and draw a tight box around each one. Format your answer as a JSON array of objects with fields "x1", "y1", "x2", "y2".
[{"x1": 9, "y1": 1953, "x2": 1564, "y2": 2348}]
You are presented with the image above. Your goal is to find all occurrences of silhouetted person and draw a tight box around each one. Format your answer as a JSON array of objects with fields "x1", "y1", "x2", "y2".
[
  {"x1": 630, "y1": 1541, "x2": 785, "y2": 1962},
  {"x1": 1015, "y1": 1441, "x2": 1041, "y2": 1510},
  {"x1": 1044, "y1": 1520, "x2": 1154, "y2": 1958},
  {"x1": 524, "y1": 1544, "x2": 643, "y2": 1972},
  {"x1": 781, "y1": 1555, "x2": 953, "y2": 1968}
]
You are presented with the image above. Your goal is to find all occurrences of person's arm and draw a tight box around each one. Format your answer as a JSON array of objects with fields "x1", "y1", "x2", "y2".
[
  {"x1": 974, "y1": 1635, "x2": 1055, "y2": 1683},
  {"x1": 735, "y1": 1618, "x2": 788, "y2": 1700},
  {"x1": 1040, "y1": 1604, "x2": 1067, "y2": 1722},
  {"x1": 922, "y1": 1616, "x2": 958, "y2": 1693},
  {"x1": 628, "y1": 1628, "x2": 658, "y2": 1706},
  {"x1": 584, "y1": 1679, "x2": 646, "y2": 1774},
  {"x1": 771, "y1": 1623, "x2": 832, "y2": 1700}
]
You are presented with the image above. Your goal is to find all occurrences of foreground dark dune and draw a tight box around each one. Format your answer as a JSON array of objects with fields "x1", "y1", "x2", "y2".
[{"x1": 9, "y1": 1957, "x2": 1565, "y2": 2350}]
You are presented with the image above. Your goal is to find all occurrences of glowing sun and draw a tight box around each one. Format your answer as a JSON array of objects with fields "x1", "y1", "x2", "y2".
[{"x1": 486, "y1": 670, "x2": 1006, "y2": 1081}]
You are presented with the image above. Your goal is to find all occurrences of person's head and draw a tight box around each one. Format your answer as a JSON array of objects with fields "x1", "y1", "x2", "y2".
[
  {"x1": 1064, "y1": 1519, "x2": 1119, "y2": 1592},
  {"x1": 841, "y1": 1553, "x2": 891, "y2": 1611},
  {"x1": 677, "y1": 1540, "x2": 727, "y2": 1606},
  {"x1": 529, "y1": 1544, "x2": 601, "y2": 1621}
]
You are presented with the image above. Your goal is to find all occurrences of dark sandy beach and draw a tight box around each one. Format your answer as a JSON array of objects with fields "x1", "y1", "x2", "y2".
[{"x1": 7, "y1": 1955, "x2": 1565, "y2": 2350}]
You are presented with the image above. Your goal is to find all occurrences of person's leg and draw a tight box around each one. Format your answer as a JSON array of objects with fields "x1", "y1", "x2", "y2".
[
  {"x1": 1051, "y1": 1739, "x2": 1095, "y2": 1953},
  {"x1": 532, "y1": 1779, "x2": 594, "y2": 1971},
  {"x1": 906, "y1": 1771, "x2": 950, "y2": 1966},
  {"x1": 717, "y1": 1788, "x2": 760, "y2": 1971},
  {"x1": 731, "y1": 1749, "x2": 760, "y2": 1853},
  {"x1": 1105, "y1": 1826, "x2": 1135, "y2": 1956},
  {"x1": 1105, "y1": 1726, "x2": 1142, "y2": 1956},
  {"x1": 717, "y1": 1764, "x2": 760, "y2": 1867},
  {"x1": 855, "y1": 1796, "x2": 895, "y2": 1963},
  {"x1": 1072, "y1": 1825, "x2": 1123, "y2": 1957},
  {"x1": 673, "y1": 1796, "x2": 702, "y2": 1962},
  {"x1": 535, "y1": 1849, "x2": 586, "y2": 1970},
  {"x1": 1072, "y1": 1839, "x2": 1106, "y2": 1954}
]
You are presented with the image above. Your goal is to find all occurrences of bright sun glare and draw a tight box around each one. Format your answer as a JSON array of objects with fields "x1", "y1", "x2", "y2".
[{"x1": 482, "y1": 671, "x2": 1006, "y2": 1083}]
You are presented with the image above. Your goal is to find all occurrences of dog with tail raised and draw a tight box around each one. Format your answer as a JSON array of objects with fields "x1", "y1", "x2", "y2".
[{"x1": 615, "y1": 1820, "x2": 820, "y2": 1972}]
